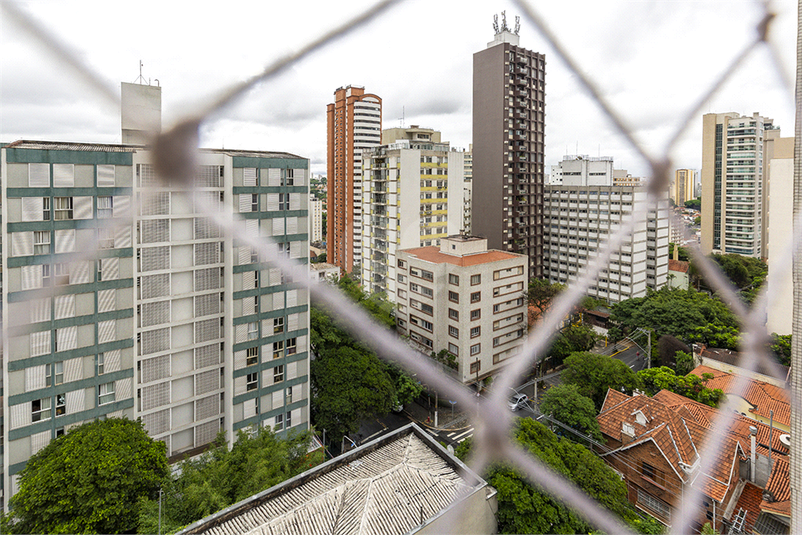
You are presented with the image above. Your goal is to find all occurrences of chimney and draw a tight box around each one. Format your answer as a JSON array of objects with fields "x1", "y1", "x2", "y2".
[
  {"x1": 750, "y1": 426, "x2": 757, "y2": 482},
  {"x1": 673, "y1": 245, "x2": 679, "y2": 262}
]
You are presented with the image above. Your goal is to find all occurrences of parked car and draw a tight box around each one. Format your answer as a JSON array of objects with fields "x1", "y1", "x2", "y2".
[{"x1": 508, "y1": 393, "x2": 528, "y2": 411}]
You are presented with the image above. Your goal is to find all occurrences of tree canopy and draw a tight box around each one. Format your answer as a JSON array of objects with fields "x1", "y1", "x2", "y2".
[
  {"x1": 457, "y1": 419, "x2": 663, "y2": 534},
  {"x1": 527, "y1": 278, "x2": 565, "y2": 316},
  {"x1": 770, "y1": 333, "x2": 791, "y2": 366},
  {"x1": 138, "y1": 427, "x2": 321, "y2": 534},
  {"x1": 547, "y1": 323, "x2": 599, "y2": 368},
  {"x1": 637, "y1": 367, "x2": 725, "y2": 407},
  {"x1": 540, "y1": 384, "x2": 603, "y2": 442},
  {"x1": 710, "y1": 253, "x2": 767, "y2": 304},
  {"x1": 561, "y1": 352, "x2": 641, "y2": 410},
  {"x1": 684, "y1": 198, "x2": 701, "y2": 210},
  {"x1": 3, "y1": 418, "x2": 168, "y2": 535},
  {"x1": 610, "y1": 286, "x2": 740, "y2": 349}
]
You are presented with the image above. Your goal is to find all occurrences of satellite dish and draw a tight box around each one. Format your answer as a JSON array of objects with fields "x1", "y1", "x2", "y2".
[{"x1": 779, "y1": 434, "x2": 791, "y2": 447}]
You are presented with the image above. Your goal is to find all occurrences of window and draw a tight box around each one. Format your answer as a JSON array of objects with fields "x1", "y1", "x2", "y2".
[
  {"x1": 98, "y1": 382, "x2": 115, "y2": 405},
  {"x1": 470, "y1": 344, "x2": 481, "y2": 356},
  {"x1": 286, "y1": 386, "x2": 293, "y2": 404},
  {"x1": 273, "y1": 365, "x2": 284, "y2": 383},
  {"x1": 47, "y1": 362, "x2": 64, "y2": 386},
  {"x1": 397, "y1": 259, "x2": 406, "y2": 268},
  {"x1": 246, "y1": 372, "x2": 258, "y2": 391},
  {"x1": 274, "y1": 317, "x2": 285, "y2": 334},
  {"x1": 449, "y1": 274, "x2": 459, "y2": 285},
  {"x1": 272, "y1": 340, "x2": 284, "y2": 359},
  {"x1": 286, "y1": 410, "x2": 292, "y2": 428},
  {"x1": 642, "y1": 462, "x2": 667, "y2": 487},
  {"x1": 448, "y1": 308, "x2": 459, "y2": 321},
  {"x1": 397, "y1": 274, "x2": 406, "y2": 283},
  {"x1": 278, "y1": 193, "x2": 288, "y2": 211},
  {"x1": 471, "y1": 291, "x2": 481, "y2": 303},
  {"x1": 97, "y1": 353, "x2": 105, "y2": 375},
  {"x1": 246, "y1": 347, "x2": 258, "y2": 366},
  {"x1": 637, "y1": 489, "x2": 670, "y2": 520},
  {"x1": 247, "y1": 322, "x2": 258, "y2": 340},
  {"x1": 32, "y1": 398, "x2": 51, "y2": 422},
  {"x1": 286, "y1": 338, "x2": 297, "y2": 356},
  {"x1": 448, "y1": 291, "x2": 459, "y2": 303},
  {"x1": 471, "y1": 326, "x2": 481, "y2": 338},
  {"x1": 43, "y1": 197, "x2": 51, "y2": 220},
  {"x1": 98, "y1": 228, "x2": 114, "y2": 249},
  {"x1": 55, "y1": 393, "x2": 66, "y2": 416},
  {"x1": 97, "y1": 196, "x2": 113, "y2": 218},
  {"x1": 449, "y1": 325, "x2": 459, "y2": 338},
  {"x1": 448, "y1": 343, "x2": 459, "y2": 356},
  {"x1": 274, "y1": 413, "x2": 284, "y2": 431},
  {"x1": 470, "y1": 360, "x2": 481, "y2": 374},
  {"x1": 42, "y1": 264, "x2": 51, "y2": 287},
  {"x1": 251, "y1": 194, "x2": 258, "y2": 212},
  {"x1": 420, "y1": 269, "x2": 434, "y2": 281},
  {"x1": 471, "y1": 274, "x2": 481, "y2": 285},
  {"x1": 470, "y1": 309, "x2": 481, "y2": 321},
  {"x1": 54, "y1": 263, "x2": 69, "y2": 286},
  {"x1": 34, "y1": 231, "x2": 50, "y2": 254},
  {"x1": 54, "y1": 197, "x2": 73, "y2": 220}
]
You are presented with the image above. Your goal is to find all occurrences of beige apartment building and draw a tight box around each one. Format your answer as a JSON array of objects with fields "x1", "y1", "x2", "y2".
[{"x1": 396, "y1": 236, "x2": 528, "y2": 385}]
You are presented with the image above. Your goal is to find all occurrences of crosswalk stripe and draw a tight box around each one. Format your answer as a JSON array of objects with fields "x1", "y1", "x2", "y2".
[{"x1": 451, "y1": 427, "x2": 474, "y2": 442}]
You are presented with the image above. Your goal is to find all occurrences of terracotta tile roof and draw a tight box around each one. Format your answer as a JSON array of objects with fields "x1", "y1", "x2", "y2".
[
  {"x1": 668, "y1": 259, "x2": 690, "y2": 273},
  {"x1": 401, "y1": 246, "x2": 520, "y2": 267},
  {"x1": 764, "y1": 456, "x2": 790, "y2": 502},
  {"x1": 732, "y1": 481, "x2": 763, "y2": 533},
  {"x1": 689, "y1": 366, "x2": 790, "y2": 427}
]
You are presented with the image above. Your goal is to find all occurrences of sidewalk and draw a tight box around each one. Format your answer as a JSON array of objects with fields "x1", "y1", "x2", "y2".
[{"x1": 404, "y1": 397, "x2": 472, "y2": 432}]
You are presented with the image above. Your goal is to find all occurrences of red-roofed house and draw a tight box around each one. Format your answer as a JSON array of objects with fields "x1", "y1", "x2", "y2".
[{"x1": 596, "y1": 388, "x2": 790, "y2": 533}]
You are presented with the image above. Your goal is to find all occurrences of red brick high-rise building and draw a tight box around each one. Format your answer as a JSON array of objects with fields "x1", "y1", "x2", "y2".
[{"x1": 326, "y1": 85, "x2": 381, "y2": 274}]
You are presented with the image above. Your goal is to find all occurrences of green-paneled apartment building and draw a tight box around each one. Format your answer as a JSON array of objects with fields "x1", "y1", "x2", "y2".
[{"x1": 0, "y1": 140, "x2": 311, "y2": 509}]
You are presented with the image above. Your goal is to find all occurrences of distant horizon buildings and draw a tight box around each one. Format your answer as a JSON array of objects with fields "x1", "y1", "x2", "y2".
[
  {"x1": 472, "y1": 19, "x2": 546, "y2": 279},
  {"x1": 326, "y1": 85, "x2": 382, "y2": 275},
  {"x1": 701, "y1": 112, "x2": 777, "y2": 258}
]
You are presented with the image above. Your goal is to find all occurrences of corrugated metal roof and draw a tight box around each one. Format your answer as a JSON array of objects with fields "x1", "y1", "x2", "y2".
[{"x1": 178, "y1": 424, "x2": 486, "y2": 535}]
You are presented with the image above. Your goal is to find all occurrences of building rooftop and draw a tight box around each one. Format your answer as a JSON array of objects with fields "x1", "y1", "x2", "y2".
[
  {"x1": 4, "y1": 140, "x2": 304, "y2": 160},
  {"x1": 690, "y1": 365, "x2": 790, "y2": 427},
  {"x1": 402, "y1": 246, "x2": 520, "y2": 267},
  {"x1": 175, "y1": 424, "x2": 491, "y2": 535},
  {"x1": 668, "y1": 259, "x2": 690, "y2": 273}
]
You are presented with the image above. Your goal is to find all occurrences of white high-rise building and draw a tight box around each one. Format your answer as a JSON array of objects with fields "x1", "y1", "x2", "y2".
[
  {"x1": 360, "y1": 127, "x2": 464, "y2": 300},
  {"x1": 309, "y1": 195, "x2": 323, "y2": 244},
  {"x1": 0, "y1": 141, "x2": 311, "y2": 508},
  {"x1": 544, "y1": 156, "x2": 669, "y2": 303}
]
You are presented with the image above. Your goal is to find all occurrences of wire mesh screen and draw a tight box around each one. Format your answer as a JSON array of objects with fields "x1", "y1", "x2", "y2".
[{"x1": 1, "y1": 0, "x2": 799, "y2": 534}]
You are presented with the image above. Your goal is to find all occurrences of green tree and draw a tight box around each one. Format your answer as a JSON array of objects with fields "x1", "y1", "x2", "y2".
[
  {"x1": 684, "y1": 198, "x2": 701, "y2": 210},
  {"x1": 668, "y1": 243, "x2": 691, "y2": 261},
  {"x1": 562, "y1": 352, "x2": 641, "y2": 410},
  {"x1": 311, "y1": 346, "x2": 396, "y2": 444},
  {"x1": 387, "y1": 363, "x2": 423, "y2": 407},
  {"x1": 138, "y1": 428, "x2": 321, "y2": 533},
  {"x1": 540, "y1": 384, "x2": 603, "y2": 442},
  {"x1": 2, "y1": 418, "x2": 168, "y2": 535},
  {"x1": 770, "y1": 333, "x2": 792, "y2": 366},
  {"x1": 548, "y1": 323, "x2": 599, "y2": 367},
  {"x1": 637, "y1": 367, "x2": 725, "y2": 407},
  {"x1": 527, "y1": 278, "x2": 565, "y2": 316},
  {"x1": 674, "y1": 350, "x2": 695, "y2": 375}
]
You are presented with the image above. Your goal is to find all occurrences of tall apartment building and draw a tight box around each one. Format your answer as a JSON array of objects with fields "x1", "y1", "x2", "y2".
[
  {"x1": 309, "y1": 195, "x2": 323, "y2": 244},
  {"x1": 672, "y1": 169, "x2": 695, "y2": 206},
  {"x1": 472, "y1": 20, "x2": 546, "y2": 278},
  {"x1": 543, "y1": 158, "x2": 670, "y2": 303},
  {"x1": 701, "y1": 112, "x2": 776, "y2": 258},
  {"x1": 396, "y1": 236, "x2": 528, "y2": 385},
  {"x1": 765, "y1": 136, "x2": 794, "y2": 335},
  {"x1": 326, "y1": 85, "x2": 381, "y2": 274},
  {"x1": 360, "y1": 127, "x2": 464, "y2": 300},
  {"x1": 463, "y1": 144, "x2": 473, "y2": 234},
  {"x1": 1, "y1": 141, "x2": 311, "y2": 508}
]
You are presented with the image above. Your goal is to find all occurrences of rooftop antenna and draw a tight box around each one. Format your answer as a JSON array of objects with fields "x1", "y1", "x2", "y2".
[
  {"x1": 493, "y1": 14, "x2": 499, "y2": 34},
  {"x1": 134, "y1": 60, "x2": 147, "y2": 85},
  {"x1": 501, "y1": 11, "x2": 509, "y2": 32},
  {"x1": 514, "y1": 15, "x2": 520, "y2": 35},
  {"x1": 399, "y1": 106, "x2": 405, "y2": 128}
]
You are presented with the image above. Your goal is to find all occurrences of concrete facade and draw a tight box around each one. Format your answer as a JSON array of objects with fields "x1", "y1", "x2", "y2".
[
  {"x1": 309, "y1": 195, "x2": 323, "y2": 244},
  {"x1": 701, "y1": 112, "x2": 776, "y2": 258},
  {"x1": 472, "y1": 28, "x2": 546, "y2": 278},
  {"x1": 326, "y1": 85, "x2": 381, "y2": 275},
  {"x1": 765, "y1": 136, "x2": 794, "y2": 335},
  {"x1": 672, "y1": 169, "x2": 695, "y2": 206},
  {"x1": 360, "y1": 129, "x2": 464, "y2": 300},
  {"x1": 0, "y1": 141, "x2": 311, "y2": 508},
  {"x1": 396, "y1": 236, "x2": 528, "y2": 385}
]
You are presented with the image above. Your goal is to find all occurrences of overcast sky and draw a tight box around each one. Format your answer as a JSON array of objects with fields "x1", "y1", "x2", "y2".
[{"x1": 1, "y1": 0, "x2": 797, "y2": 180}]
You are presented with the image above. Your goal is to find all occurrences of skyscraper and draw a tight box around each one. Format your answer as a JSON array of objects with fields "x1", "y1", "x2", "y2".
[
  {"x1": 701, "y1": 112, "x2": 776, "y2": 258},
  {"x1": 672, "y1": 169, "x2": 695, "y2": 206},
  {"x1": 472, "y1": 14, "x2": 546, "y2": 278},
  {"x1": 326, "y1": 85, "x2": 381, "y2": 275}
]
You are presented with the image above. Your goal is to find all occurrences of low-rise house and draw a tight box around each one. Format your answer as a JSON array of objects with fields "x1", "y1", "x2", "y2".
[
  {"x1": 175, "y1": 423, "x2": 497, "y2": 535},
  {"x1": 597, "y1": 388, "x2": 790, "y2": 533}
]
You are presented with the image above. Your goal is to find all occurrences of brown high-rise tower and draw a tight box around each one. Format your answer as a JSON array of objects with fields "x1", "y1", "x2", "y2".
[
  {"x1": 472, "y1": 16, "x2": 545, "y2": 278},
  {"x1": 326, "y1": 85, "x2": 382, "y2": 274}
]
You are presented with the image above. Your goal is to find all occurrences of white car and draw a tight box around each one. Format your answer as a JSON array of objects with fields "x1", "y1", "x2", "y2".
[{"x1": 508, "y1": 393, "x2": 528, "y2": 411}]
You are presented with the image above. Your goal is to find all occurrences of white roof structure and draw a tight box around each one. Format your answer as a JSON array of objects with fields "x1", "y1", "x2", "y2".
[{"x1": 176, "y1": 424, "x2": 496, "y2": 535}]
